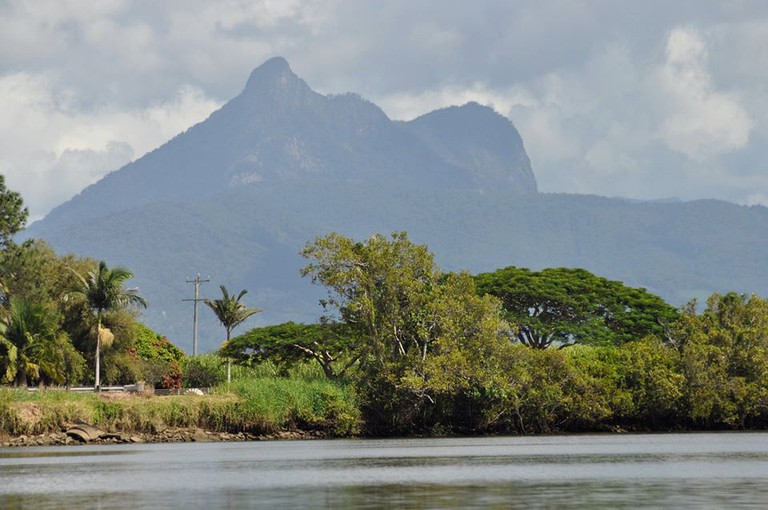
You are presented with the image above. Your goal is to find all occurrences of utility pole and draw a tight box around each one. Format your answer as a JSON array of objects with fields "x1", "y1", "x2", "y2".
[{"x1": 183, "y1": 274, "x2": 209, "y2": 355}]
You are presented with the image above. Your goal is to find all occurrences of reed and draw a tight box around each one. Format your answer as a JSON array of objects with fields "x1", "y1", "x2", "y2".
[{"x1": 0, "y1": 375, "x2": 360, "y2": 437}]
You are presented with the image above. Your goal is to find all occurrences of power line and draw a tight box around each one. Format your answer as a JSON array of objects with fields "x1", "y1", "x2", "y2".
[{"x1": 183, "y1": 274, "x2": 210, "y2": 355}]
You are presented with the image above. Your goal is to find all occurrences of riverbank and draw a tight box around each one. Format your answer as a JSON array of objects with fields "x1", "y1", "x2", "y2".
[
  {"x1": 0, "y1": 425, "x2": 326, "y2": 447},
  {"x1": 0, "y1": 379, "x2": 361, "y2": 447}
]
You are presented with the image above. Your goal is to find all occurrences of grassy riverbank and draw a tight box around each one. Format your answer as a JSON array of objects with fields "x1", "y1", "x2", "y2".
[{"x1": 0, "y1": 377, "x2": 361, "y2": 444}]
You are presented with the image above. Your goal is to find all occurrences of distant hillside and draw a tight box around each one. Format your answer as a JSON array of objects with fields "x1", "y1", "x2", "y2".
[{"x1": 26, "y1": 58, "x2": 768, "y2": 352}]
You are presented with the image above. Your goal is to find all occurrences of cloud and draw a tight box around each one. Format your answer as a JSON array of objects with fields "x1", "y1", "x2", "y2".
[
  {"x1": 744, "y1": 193, "x2": 768, "y2": 208},
  {"x1": 375, "y1": 82, "x2": 536, "y2": 121},
  {"x1": 1, "y1": 1, "x2": 768, "y2": 217},
  {"x1": 0, "y1": 72, "x2": 220, "y2": 220},
  {"x1": 657, "y1": 27, "x2": 753, "y2": 159}
]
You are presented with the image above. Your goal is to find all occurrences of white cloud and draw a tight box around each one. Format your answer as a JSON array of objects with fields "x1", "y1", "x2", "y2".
[
  {"x1": 375, "y1": 83, "x2": 536, "y2": 121},
  {"x1": 1, "y1": 1, "x2": 768, "y2": 216},
  {"x1": 657, "y1": 27, "x2": 753, "y2": 159},
  {"x1": 0, "y1": 72, "x2": 220, "y2": 220},
  {"x1": 744, "y1": 193, "x2": 768, "y2": 208}
]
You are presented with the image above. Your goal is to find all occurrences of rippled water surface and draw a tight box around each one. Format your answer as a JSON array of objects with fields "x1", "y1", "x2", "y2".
[{"x1": 2, "y1": 432, "x2": 768, "y2": 508}]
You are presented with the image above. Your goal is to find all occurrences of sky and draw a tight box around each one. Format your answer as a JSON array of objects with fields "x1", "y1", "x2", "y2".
[{"x1": 2, "y1": 0, "x2": 768, "y2": 221}]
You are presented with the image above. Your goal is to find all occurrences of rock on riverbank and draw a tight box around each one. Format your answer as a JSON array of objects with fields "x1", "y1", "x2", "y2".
[{"x1": 0, "y1": 426, "x2": 324, "y2": 447}]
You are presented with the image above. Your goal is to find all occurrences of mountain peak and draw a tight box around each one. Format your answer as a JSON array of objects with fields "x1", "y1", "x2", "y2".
[
  {"x1": 249, "y1": 56, "x2": 291, "y2": 77},
  {"x1": 240, "y1": 56, "x2": 318, "y2": 110},
  {"x1": 244, "y1": 57, "x2": 301, "y2": 92}
]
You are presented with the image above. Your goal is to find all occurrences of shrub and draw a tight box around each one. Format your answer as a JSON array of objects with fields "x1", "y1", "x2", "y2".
[{"x1": 181, "y1": 355, "x2": 226, "y2": 388}]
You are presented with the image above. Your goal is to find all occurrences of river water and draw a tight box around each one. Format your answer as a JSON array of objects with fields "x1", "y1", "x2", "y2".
[{"x1": 2, "y1": 432, "x2": 768, "y2": 509}]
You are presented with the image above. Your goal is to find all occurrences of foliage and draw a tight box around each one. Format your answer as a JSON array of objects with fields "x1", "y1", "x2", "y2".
[
  {"x1": 66, "y1": 261, "x2": 148, "y2": 320},
  {"x1": 218, "y1": 378, "x2": 360, "y2": 435},
  {"x1": 482, "y1": 345, "x2": 615, "y2": 434},
  {"x1": 301, "y1": 231, "x2": 440, "y2": 365},
  {"x1": 204, "y1": 286, "x2": 261, "y2": 343},
  {"x1": 0, "y1": 240, "x2": 62, "y2": 308},
  {"x1": 205, "y1": 285, "x2": 261, "y2": 383},
  {"x1": 613, "y1": 337, "x2": 683, "y2": 426},
  {"x1": 0, "y1": 297, "x2": 85, "y2": 386},
  {"x1": 0, "y1": 237, "x2": 96, "y2": 387},
  {"x1": 301, "y1": 232, "x2": 509, "y2": 434},
  {"x1": 132, "y1": 322, "x2": 184, "y2": 363},
  {"x1": 475, "y1": 266, "x2": 678, "y2": 349},
  {"x1": 181, "y1": 354, "x2": 227, "y2": 388},
  {"x1": 65, "y1": 260, "x2": 147, "y2": 387},
  {"x1": 675, "y1": 293, "x2": 768, "y2": 428},
  {"x1": 102, "y1": 349, "x2": 146, "y2": 386},
  {"x1": 0, "y1": 175, "x2": 28, "y2": 251},
  {"x1": 225, "y1": 322, "x2": 360, "y2": 379},
  {"x1": 160, "y1": 361, "x2": 183, "y2": 390}
]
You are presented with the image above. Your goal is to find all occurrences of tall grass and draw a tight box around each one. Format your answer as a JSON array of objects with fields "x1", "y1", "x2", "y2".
[
  {"x1": 0, "y1": 372, "x2": 360, "y2": 437},
  {"x1": 217, "y1": 377, "x2": 360, "y2": 435},
  {"x1": 0, "y1": 388, "x2": 100, "y2": 435}
]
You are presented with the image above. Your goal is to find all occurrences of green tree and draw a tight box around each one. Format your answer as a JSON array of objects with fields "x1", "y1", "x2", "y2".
[
  {"x1": 124, "y1": 322, "x2": 185, "y2": 388},
  {"x1": 132, "y1": 322, "x2": 184, "y2": 363},
  {"x1": 475, "y1": 266, "x2": 678, "y2": 349},
  {"x1": 301, "y1": 231, "x2": 440, "y2": 369},
  {"x1": 224, "y1": 321, "x2": 359, "y2": 379},
  {"x1": 0, "y1": 175, "x2": 28, "y2": 251},
  {"x1": 65, "y1": 261, "x2": 147, "y2": 388},
  {"x1": 675, "y1": 292, "x2": 768, "y2": 428},
  {"x1": 614, "y1": 337, "x2": 683, "y2": 427},
  {"x1": 301, "y1": 232, "x2": 509, "y2": 434},
  {"x1": 0, "y1": 240, "x2": 86, "y2": 312},
  {"x1": 0, "y1": 297, "x2": 84, "y2": 386},
  {"x1": 204, "y1": 285, "x2": 261, "y2": 383}
]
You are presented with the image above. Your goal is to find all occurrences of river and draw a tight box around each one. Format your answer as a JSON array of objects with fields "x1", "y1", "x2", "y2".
[{"x1": 2, "y1": 432, "x2": 768, "y2": 508}]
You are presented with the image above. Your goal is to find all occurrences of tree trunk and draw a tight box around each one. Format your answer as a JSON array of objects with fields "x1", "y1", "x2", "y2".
[
  {"x1": 14, "y1": 370, "x2": 26, "y2": 387},
  {"x1": 95, "y1": 316, "x2": 101, "y2": 390},
  {"x1": 226, "y1": 329, "x2": 231, "y2": 384}
]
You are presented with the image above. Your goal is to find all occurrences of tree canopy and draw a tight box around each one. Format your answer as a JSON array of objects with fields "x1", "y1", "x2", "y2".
[
  {"x1": 205, "y1": 285, "x2": 261, "y2": 383},
  {"x1": 474, "y1": 266, "x2": 678, "y2": 349},
  {"x1": 224, "y1": 321, "x2": 359, "y2": 379},
  {"x1": 674, "y1": 292, "x2": 768, "y2": 428},
  {"x1": 204, "y1": 286, "x2": 261, "y2": 343},
  {"x1": 66, "y1": 261, "x2": 147, "y2": 388},
  {"x1": 0, "y1": 296, "x2": 84, "y2": 386},
  {"x1": 300, "y1": 232, "x2": 509, "y2": 433},
  {"x1": 0, "y1": 175, "x2": 27, "y2": 250}
]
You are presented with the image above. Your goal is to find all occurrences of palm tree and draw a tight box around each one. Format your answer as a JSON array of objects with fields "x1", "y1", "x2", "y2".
[
  {"x1": 0, "y1": 297, "x2": 67, "y2": 386},
  {"x1": 204, "y1": 285, "x2": 261, "y2": 383},
  {"x1": 66, "y1": 261, "x2": 147, "y2": 389}
]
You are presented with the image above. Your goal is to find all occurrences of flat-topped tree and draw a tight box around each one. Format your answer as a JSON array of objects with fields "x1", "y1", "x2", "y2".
[
  {"x1": 475, "y1": 266, "x2": 678, "y2": 349},
  {"x1": 65, "y1": 261, "x2": 147, "y2": 388}
]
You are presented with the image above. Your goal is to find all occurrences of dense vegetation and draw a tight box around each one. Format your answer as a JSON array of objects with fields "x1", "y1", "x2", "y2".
[
  {"x1": 0, "y1": 363, "x2": 360, "y2": 438},
  {"x1": 0, "y1": 178, "x2": 179, "y2": 389},
  {"x1": 228, "y1": 232, "x2": 768, "y2": 435},
  {"x1": 3, "y1": 176, "x2": 768, "y2": 438}
]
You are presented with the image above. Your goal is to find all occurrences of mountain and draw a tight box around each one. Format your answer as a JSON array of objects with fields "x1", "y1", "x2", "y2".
[
  {"x1": 26, "y1": 58, "x2": 768, "y2": 353},
  {"x1": 40, "y1": 57, "x2": 536, "y2": 230}
]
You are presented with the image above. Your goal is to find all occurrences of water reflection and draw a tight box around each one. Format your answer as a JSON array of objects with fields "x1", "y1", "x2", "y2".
[
  {"x1": 2, "y1": 432, "x2": 768, "y2": 509},
  {"x1": 3, "y1": 480, "x2": 768, "y2": 510}
]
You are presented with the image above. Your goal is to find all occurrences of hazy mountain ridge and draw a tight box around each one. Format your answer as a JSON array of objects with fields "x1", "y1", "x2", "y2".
[
  {"x1": 26, "y1": 57, "x2": 768, "y2": 352},
  {"x1": 35, "y1": 58, "x2": 536, "y2": 239}
]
